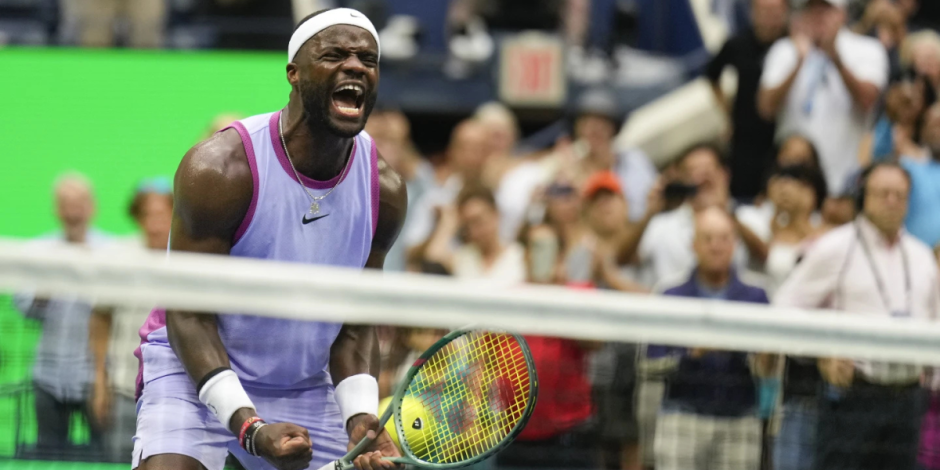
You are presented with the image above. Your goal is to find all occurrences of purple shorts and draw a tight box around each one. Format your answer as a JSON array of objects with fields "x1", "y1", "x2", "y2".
[{"x1": 132, "y1": 373, "x2": 347, "y2": 470}]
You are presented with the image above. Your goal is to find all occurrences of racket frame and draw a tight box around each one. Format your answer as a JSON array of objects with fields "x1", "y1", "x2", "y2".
[{"x1": 337, "y1": 329, "x2": 539, "y2": 470}]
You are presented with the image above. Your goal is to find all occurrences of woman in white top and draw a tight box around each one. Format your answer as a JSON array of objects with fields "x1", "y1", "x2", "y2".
[{"x1": 736, "y1": 164, "x2": 829, "y2": 298}]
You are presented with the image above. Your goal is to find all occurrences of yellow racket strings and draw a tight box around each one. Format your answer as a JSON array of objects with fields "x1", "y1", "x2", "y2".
[{"x1": 403, "y1": 332, "x2": 533, "y2": 464}]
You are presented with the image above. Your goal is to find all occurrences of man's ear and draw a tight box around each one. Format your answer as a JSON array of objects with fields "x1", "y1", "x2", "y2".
[{"x1": 287, "y1": 62, "x2": 300, "y2": 87}]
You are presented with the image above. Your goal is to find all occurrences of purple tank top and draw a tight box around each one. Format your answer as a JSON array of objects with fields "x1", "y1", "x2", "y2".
[{"x1": 136, "y1": 111, "x2": 379, "y2": 393}]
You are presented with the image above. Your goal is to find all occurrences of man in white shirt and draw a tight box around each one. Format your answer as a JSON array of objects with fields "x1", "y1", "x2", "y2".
[
  {"x1": 775, "y1": 162, "x2": 940, "y2": 470},
  {"x1": 617, "y1": 144, "x2": 749, "y2": 289},
  {"x1": 14, "y1": 174, "x2": 109, "y2": 458},
  {"x1": 758, "y1": 0, "x2": 888, "y2": 195}
]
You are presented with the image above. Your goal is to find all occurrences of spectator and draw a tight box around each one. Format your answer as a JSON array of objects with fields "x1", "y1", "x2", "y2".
[
  {"x1": 525, "y1": 180, "x2": 592, "y2": 286},
  {"x1": 88, "y1": 178, "x2": 172, "y2": 462},
  {"x1": 854, "y1": 0, "x2": 908, "y2": 79},
  {"x1": 775, "y1": 162, "x2": 940, "y2": 470},
  {"x1": 616, "y1": 143, "x2": 744, "y2": 288},
  {"x1": 578, "y1": 174, "x2": 645, "y2": 469},
  {"x1": 497, "y1": 216, "x2": 601, "y2": 470},
  {"x1": 902, "y1": 102, "x2": 940, "y2": 247},
  {"x1": 707, "y1": 0, "x2": 790, "y2": 201},
  {"x1": 900, "y1": 30, "x2": 940, "y2": 104},
  {"x1": 740, "y1": 134, "x2": 821, "y2": 209},
  {"x1": 421, "y1": 185, "x2": 525, "y2": 285},
  {"x1": 736, "y1": 164, "x2": 828, "y2": 297},
  {"x1": 582, "y1": 172, "x2": 647, "y2": 292},
  {"x1": 14, "y1": 173, "x2": 107, "y2": 457},
  {"x1": 758, "y1": 0, "x2": 889, "y2": 195},
  {"x1": 569, "y1": 89, "x2": 658, "y2": 223},
  {"x1": 475, "y1": 101, "x2": 521, "y2": 190},
  {"x1": 366, "y1": 107, "x2": 429, "y2": 271},
  {"x1": 651, "y1": 207, "x2": 771, "y2": 470},
  {"x1": 862, "y1": 78, "x2": 927, "y2": 163},
  {"x1": 403, "y1": 120, "x2": 489, "y2": 254},
  {"x1": 496, "y1": 89, "x2": 658, "y2": 242},
  {"x1": 60, "y1": 0, "x2": 166, "y2": 48},
  {"x1": 495, "y1": 147, "x2": 560, "y2": 244},
  {"x1": 775, "y1": 134, "x2": 822, "y2": 170}
]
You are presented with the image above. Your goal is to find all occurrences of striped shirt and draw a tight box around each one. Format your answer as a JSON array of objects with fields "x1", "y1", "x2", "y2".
[{"x1": 14, "y1": 232, "x2": 109, "y2": 402}]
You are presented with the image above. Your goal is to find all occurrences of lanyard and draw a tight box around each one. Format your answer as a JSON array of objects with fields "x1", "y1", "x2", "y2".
[{"x1": 854, "y1": 222, "x2": 912, "y2": 316}]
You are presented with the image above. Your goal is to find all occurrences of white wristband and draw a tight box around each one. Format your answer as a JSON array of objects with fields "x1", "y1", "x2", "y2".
[
  {"x1": 334, "y1": 374, "x2": 379, "y2": 428},
  {"x1": 197, "y1": 369, "x2": 255, "y2": 430}
]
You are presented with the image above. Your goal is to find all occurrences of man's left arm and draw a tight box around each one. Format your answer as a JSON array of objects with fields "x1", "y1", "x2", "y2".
[
  {"x1": 823, "y1": 35, "x2": 888, "y2": 112},
  {"x1": 330, "y1": 155, "x2": 407, "y2": 470}
]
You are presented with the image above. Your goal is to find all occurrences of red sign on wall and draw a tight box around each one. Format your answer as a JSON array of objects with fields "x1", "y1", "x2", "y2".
[{"x1": 499, "y1": 33, "x2": 566, "y2": 107}]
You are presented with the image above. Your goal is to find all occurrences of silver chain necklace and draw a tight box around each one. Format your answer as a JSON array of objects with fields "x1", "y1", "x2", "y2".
[{"x1": 278, "y1": 111, "x2": 352, "y2": 215}]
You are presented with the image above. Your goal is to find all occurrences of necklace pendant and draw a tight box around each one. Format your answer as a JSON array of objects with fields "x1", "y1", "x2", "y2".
[{"x1": 309, "y1": 201, "x2": 320, "y2": 215}]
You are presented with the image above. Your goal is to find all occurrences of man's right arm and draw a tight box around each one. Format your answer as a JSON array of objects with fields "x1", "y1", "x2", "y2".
[
  {"x1": 773, "y1": 234, "x2": 845, "y2": 310},
  {"x1": 616, "y1": 180, "x2": 664, "y2": 265},
  {"x1": 165, "y1": 129, "x2": 255, "y2": 434},
  {"x1": 773, "y1": 233, "x2": 855, "y2": 386},
  {"x1": 757, "y1": 37, "x2": 808, "y2": 121}
]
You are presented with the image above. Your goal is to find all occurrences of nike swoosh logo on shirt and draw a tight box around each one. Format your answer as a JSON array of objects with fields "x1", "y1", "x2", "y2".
[{"x1": 302, "y1": 214, "x2": 330, "y2": 225}]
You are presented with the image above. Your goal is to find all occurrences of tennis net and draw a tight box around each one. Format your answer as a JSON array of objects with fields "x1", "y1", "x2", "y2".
[{"x1": 1, "y1": 237, "x2": 939, "y2": 470}]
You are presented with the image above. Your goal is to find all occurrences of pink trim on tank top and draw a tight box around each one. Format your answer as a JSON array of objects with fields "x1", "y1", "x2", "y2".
[
  {"x1": 134, "y1": 308, "x2": 167, "y2": 400},
  {"x1": 229, "y1": 121, "x2": 260, "y2": 245},
  {"x1": 370, "y1": 139, "x2": 380, "y2": 239},
  {"x1": 268, "y1": 111, "x2": 358, "y2": 190}
]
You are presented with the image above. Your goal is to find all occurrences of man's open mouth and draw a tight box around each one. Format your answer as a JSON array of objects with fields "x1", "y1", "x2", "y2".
[{"x1": 332, "y1": 83, "x2": 365, "y2": 118}]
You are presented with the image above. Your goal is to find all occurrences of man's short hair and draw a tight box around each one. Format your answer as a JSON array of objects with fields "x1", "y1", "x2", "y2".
[
  {"x1": 53, "y1": 171, "x2": 93, "y2": 197},
  {"x1": 675, "y1": 142, "x2": 727, "y2": 169},
  {"x1": 854, "y1": 161, "x2": 913, "y2": 210},
  {"x1": 457, "y1": 184, "x2": 497, "y2": 211}
]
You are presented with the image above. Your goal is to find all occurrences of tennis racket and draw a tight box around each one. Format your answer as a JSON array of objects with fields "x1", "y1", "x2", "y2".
[{"x1": 319, "y1": 329, "x2": 538, "y2": 470}]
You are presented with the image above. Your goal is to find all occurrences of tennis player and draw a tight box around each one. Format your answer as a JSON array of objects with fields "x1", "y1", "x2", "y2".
[{"x1": 132, "y1": 8, "x2": 407, "y2": 470}]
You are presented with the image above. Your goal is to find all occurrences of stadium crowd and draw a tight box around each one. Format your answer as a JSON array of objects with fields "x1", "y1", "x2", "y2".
[{"x1": 13, "y1": 0, "x2": 940, "y2": 470}]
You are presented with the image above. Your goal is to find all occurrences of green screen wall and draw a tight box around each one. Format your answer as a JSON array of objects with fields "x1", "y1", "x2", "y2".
[
  {"x1": 0, "y1": 48, "x2": 291, "y2": 238},
  {"x1": 0, "y1": 48, "x2": 292, "y2": 466}
]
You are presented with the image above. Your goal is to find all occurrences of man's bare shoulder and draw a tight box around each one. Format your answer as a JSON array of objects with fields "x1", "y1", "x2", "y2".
[
  {"x1": 373, "y1": 152, "x2": 408, "y2": 253},
  {"x1": 174, "y1": 129, "x2": 253, "y2": 238},
  {"x1": 179, "y1": 129, "x2": 251, "y2": 189}
]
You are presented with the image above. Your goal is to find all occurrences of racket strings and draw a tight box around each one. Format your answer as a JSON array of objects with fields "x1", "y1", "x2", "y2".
[{"x1": 403, "y1": 332, "x2": 533, "y2": 464}]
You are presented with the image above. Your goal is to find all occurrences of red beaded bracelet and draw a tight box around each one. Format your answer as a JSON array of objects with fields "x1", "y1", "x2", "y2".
[{"x1": 239, "y1": 417, "x2": 264, "y2": 450}]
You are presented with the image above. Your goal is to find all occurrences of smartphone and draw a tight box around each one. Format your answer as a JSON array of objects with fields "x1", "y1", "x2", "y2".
[
  {"x1": 529, "y1": 236, "x2": 559, "y2": 283},
  {"x1": 663, "y1": 182, "x2": 698, "y2": 202}
]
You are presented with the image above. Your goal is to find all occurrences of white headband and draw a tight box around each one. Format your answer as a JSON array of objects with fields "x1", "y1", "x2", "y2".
[{"x1": 288, "y1": 8, "x2": 381, "y2": 63}]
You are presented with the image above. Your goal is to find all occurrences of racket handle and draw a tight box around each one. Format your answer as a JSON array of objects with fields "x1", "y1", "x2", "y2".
[
  {"x1": 323, "y1": 430, "x2": 377, "y2": 470},
  {"x1": 319, "y1": 457, "x2": 399, "y2": 470}
]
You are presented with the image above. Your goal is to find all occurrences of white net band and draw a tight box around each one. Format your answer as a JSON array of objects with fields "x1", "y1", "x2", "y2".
[{"x1": 2, "y1": 238, "x2": 940, "y2": 364}]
